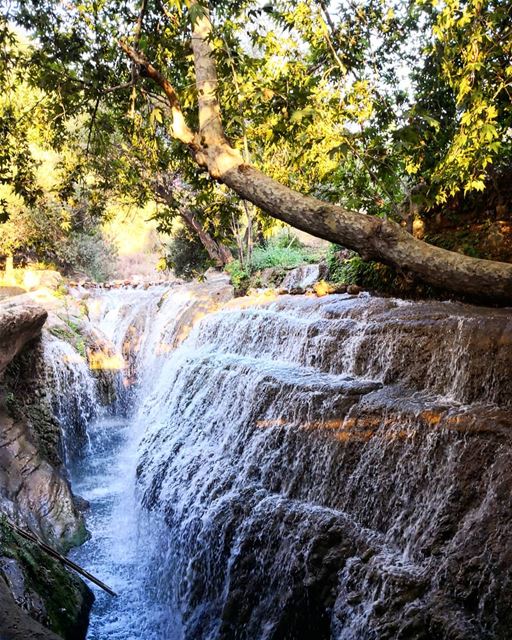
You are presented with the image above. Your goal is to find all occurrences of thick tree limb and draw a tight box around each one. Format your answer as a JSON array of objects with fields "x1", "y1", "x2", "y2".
[
  {"x1": 189, "y1": 4, "x2": 226, "y2": 146},
  {"x1": 180, "y1": 207, "x2": 234, "y2": 267},
  {"x1": 118, "y1": 6, "x2": 512, "y2": 303},
  {"x1": 219, "y1": 163, "x2": 512, "y2": 300},
  {"x1": 153, "y1": 174, "x2": 233, "y2": 266}
]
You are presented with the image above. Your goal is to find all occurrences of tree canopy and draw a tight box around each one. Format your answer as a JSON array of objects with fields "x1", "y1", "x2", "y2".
[{"x1": 2, "y1": 0, "x2": 512, "y2": 300}]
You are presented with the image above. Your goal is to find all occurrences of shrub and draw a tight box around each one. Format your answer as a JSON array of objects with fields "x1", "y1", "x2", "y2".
[
  {"x1": 225, "y1": 260, "x2": 250, "y2": 294},
  {"x1": 62, "y1": 232, "x2": 117, "y2": 282},
  {"x1": 251, "y1": 245, "x2": 313, "y2": 270},
  {"x1": 165, "y1": 228, "x2": 213, "y2": 279},
  {"x1": 225, "y1": 232, "x2": 325, "y2": 294},
  {"x1": 271, "y1": 228, "x2": 305, "y2": 250},
  {"x1": 250, "y1": 233, "x2": 322, "y2": 271},
  {"x1": 327, "y1": 244, "x2": 398, "y2": 289},
  {"x1": 327, "y1": 243, "x2": 443, "y2": 297}
]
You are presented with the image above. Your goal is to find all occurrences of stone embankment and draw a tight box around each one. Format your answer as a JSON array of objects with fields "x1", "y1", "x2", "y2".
[{"x1": 0, "y1": 296, "x2": 93, "y2": 640}]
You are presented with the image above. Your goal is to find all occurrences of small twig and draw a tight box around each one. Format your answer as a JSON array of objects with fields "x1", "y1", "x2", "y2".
[
  {"x1": 101, "y1": 82, "x2": 135, "y2": 95},
  {"x1": 86, "y1": 96, "x2": 101, "y2": 155}
]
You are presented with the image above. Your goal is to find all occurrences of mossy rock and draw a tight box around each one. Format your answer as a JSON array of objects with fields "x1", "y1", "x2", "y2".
[
  {"x1": 3, "y1": 348, "x2": 63, "y2": 469},
  {"x1": 325, "y1": 245, "x2": 472, "y2": 301},
  {"x1": 0, "y1": 518, "x2": 93, "y2": 639},
  {"x1": 49, "y1": 321, "x2": 86, "y2": 359}
]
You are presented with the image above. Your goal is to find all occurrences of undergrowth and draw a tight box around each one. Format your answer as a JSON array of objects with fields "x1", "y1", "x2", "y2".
[{"x1": 226, "y1": 233, "x2": 324, "y2": 294}]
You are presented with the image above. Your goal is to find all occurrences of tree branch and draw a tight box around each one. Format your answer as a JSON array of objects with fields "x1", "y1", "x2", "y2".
[
  {"x1": 119, "y1": 41, "x2": 197, "y2": 147},
  {"x1": 86, "y1": 95, "x2": 100, "y2": 155},
  {"x1": 189, "y1": 0, "x2": 226, "y2": 145},
  {"x1": 129, "y1": 0, "x2": 148, "y2": 116},
  {"x1": 119, "y1": 10, "x2": 512, "y2": 302}
]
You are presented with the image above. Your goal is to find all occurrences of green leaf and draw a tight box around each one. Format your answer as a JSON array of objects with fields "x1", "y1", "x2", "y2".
[{"x1": 189, "y1": 2, "x2": 207, "y2": 26}]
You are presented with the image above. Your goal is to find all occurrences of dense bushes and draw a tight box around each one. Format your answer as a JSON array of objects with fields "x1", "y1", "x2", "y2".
[
  {"x1": 60, "y1": 232, "x2": 117, "y2": 282},
  {"x1": 326, "y1": 244, "x2": 447, "y2": 298},
  {"x1": 164, "y1": 228, "x2": 214, "y2": 280},
  {"x1": 0, "y1": 201, "x2": 117, "y2": 281}
]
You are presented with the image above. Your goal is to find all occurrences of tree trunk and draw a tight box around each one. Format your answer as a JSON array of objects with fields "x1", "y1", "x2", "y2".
[
  {"x1": 217, "y1": 161, "x2": 512, "y2": 301},
  {"x1": 120, "y1": 6, "x2": 512, "y2": 304},
  {"x1": 151, "y1": 172, "x2": 233, "y2": 268},
  {"x1": 179, "y1": 208, "x2": 233, "y2": 268},
  {"x1": 4, "y1": 255, "x2": 14, "y2": 284}
]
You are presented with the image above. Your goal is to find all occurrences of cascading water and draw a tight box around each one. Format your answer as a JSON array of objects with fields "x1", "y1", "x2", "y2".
[
  {"x1": 57, "y1": 284, "x2": 511, "y2": 640},
  {"x1": 67, "y1": 278, "x2": 233, "y2": 639},
  {"x1": 134, "y1": 294, "x2": 512, "y2": 640},
  {"x1": 43, "y1": 333, "x2": 98, "y2": 462}
]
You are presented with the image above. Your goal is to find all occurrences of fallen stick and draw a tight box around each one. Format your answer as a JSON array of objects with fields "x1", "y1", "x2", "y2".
[{"x1": 2, "y1": 516, "x2": 118, "y2": 597}]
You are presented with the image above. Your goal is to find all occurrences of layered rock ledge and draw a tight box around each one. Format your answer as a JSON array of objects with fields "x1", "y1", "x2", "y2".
[
  {"x1": 0, "y1": 296, "x2": 93, "y2": 639},
  {"x1": 0, "y1": 299, "x2": 47, "y2": 377}
]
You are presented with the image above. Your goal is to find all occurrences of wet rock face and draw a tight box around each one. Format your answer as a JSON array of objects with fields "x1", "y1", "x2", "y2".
[
  {"x1": 135, "y1": 294, "x2": 512, "y2": 639},
  {"x1": 281, "y1": 264, "x2": 324, "y2": 291},
  {"x1": 0, "y1": 405, "x2": 87, "y2": 550},
  {"x1": 0, "y1": 518, "x2": 93, "y2": 640},
  {"x1": 2, "y1": 339, "x2": 88, "y2": 551},
  {"x1": 0, "y1": 295, "x2": 93, "y2": 639},
  {"x1": 0, "y1": 578, "x2": 61, "y2": 640}
]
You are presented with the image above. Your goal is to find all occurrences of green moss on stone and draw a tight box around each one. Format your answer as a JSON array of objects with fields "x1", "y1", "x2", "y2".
[{"x1": 0, "y1": 517, "x2": 93, "y2": 639}]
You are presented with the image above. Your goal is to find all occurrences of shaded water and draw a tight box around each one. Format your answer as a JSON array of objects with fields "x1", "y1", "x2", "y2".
[
  {"x1": 66, "y1": 287, "x2": 180, "y2": 639},
  {"x1": 70, "y1": 413, "x2": 178, "y2": 640},
  {"x1": 55, "y1": 287, "x2": 511, "y2": 640},
  {"x1": 44, "y1": 333, "x2": 98, "y2": 462},
  {"x1": 65, "y1": 282, "x2": 231, "y2": 639}
]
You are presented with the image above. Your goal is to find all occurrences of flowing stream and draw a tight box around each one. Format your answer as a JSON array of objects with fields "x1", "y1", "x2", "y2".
[
  {"x1": 65, "y1": 286, "x2": 187, "y2": 639},
  {"x1": 53, "y1": 284, "x2": 511, "y2": 640}
]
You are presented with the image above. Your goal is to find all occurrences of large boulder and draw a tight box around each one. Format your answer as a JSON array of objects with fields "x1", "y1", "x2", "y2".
[
  {"x1": 0, "y1": 406, "x2": 88, "y2": 551},
  {"x1": 23, "y1": 270, "x2": 64, "y2": 292},
  {"x1": 0, "y1": 299, "x2": 47, "y2": 378},
  {"x1": 281, "y1": 263, "x2": 323, "y2": 291},
  {"x1": 0, "y1": 296, "x2": 93, "y2": 639},
  {"x1": 0, "y1": 518, "x2": 93, "y2": 640}
]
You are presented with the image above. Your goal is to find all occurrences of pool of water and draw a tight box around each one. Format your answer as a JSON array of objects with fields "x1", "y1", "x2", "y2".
[{"x1": 69, "y1": 413, "x2": 180, "y2": 640}]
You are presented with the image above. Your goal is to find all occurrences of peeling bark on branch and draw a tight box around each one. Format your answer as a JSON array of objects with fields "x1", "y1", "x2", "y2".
[
  {"x1": 153, "y1": 175, "x2": 233, "y2": 267},
  {"x1": 180, "y1": 208, "x2": 233, "y2": 267},
  {"x1": 189, "y1": 7, "x2": 226, "y2": 146},
  {"x1": 219, "y1": 163, "x2": 512, "y2": 301}
]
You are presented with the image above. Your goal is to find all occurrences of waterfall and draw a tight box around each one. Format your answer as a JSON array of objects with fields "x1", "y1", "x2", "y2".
[
  {"x1": 68, "y1": 277, "x2": 233, "y2": 640},
  {"x1": 43, "y1": 333, "x2": 99, "y2": 462},
  {"x1": 56, "y1": 284, "x2": 511, "y2": 640},
  {"x1": 134, "y1": 294, "x2": 511, "y2": 640}
]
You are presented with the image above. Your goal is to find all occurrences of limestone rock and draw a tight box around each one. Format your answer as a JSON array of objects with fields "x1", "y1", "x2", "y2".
[
  {"x1": 0, "y1": 518, "x2": 93, "y2": 640},
  {"x1": 313, "y1": 280, "x2": 348, "y2": 296},
  {"x1": 281, "y1": 264, "x2": 322, "y2": 291},
  {"x1": 136, "y1": 293, "x2": 512, "y2": 639},
  {"x1": 0, "y1": 406, "x2": 87, "y2": 551},
  {"x1": 0, "y1": 299, "x2": 47, "y2": 377},
  {"x1": 347, "y1": 283, "x2": 362, "y2": 295}
]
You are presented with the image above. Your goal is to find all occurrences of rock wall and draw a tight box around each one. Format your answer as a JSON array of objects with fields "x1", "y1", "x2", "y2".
[
  {"x1": 0, "y1": 299, "x2": 47, "y2": 377},
  {"x1": 134, "y1": 293, "x2": 512, "y2": 640},
  {"x1": 0, "y1": 518, "x2": 92, "y2": 640},
  {"x1": 0, "y1": 296, "x2": 93, "y2": 639}
]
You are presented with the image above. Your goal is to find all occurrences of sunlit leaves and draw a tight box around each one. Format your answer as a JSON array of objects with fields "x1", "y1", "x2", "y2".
[
  {"x1": 6, "y1": 0, "x2": 512, "y2": 240},
  {"x1": 413, "y1": 0, "x2": 512, "y2": 203}
]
